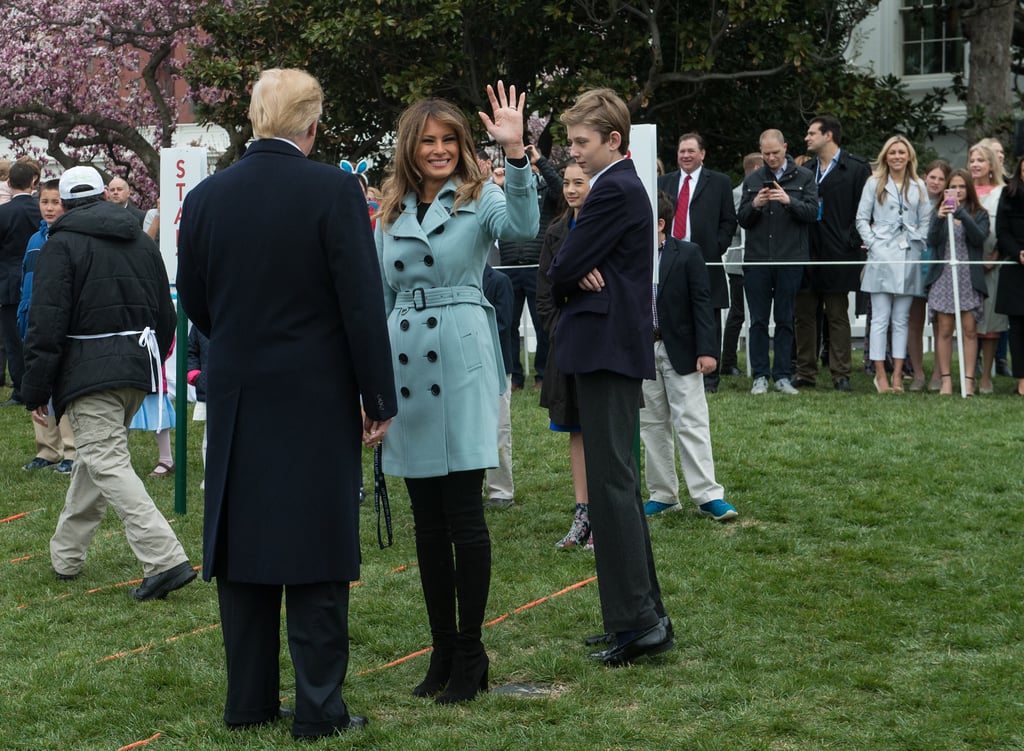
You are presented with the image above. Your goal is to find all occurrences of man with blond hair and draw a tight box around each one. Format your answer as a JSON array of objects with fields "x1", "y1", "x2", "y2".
[
  {"x1": 177, "y1": 68, "x2": 396, "y2": 740},
  {"x1": 547, "y1": 88, "x2": 673, "y2": 667}
]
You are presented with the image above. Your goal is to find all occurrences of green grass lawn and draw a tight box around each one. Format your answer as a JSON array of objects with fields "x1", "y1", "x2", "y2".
[{"x1": 1, "y1": 358, "x2": 1022, "y2": 751}]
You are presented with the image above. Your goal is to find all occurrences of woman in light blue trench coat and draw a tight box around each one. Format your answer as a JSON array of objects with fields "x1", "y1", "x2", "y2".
[{"x1": 374, "y1": 83, "x2": 538, "y2": 705}]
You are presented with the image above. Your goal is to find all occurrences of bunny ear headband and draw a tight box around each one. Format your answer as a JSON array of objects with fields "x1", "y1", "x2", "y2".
[{"x1": 340, "y1": 159, "x2": 369, "y2": 175}]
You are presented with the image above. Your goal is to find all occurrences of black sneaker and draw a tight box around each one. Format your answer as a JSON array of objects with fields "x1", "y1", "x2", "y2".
[
  {"x1": 55, "y1": 460, "x2": 74, "y2": 474},
  {"x1": 23, "y1": 457, "x2": 56, "y2": 471}
]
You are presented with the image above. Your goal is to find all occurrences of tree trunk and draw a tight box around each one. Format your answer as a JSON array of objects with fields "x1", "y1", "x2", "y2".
[{"x1": 964, "y1": 0, "x2": 1016, "y2": 144}]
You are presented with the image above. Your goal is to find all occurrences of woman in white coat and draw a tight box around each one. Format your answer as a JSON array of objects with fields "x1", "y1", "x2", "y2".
[
  {"x1": 857, "y1": 135, "x2": 931, "y2": 392},
  {"x1": 374, "y1": 83, "x2": 538, "y2": 705}
]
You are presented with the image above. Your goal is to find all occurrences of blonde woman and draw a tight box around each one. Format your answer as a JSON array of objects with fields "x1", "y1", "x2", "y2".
[
  {"x1": 967, "y1": 142, "x2": 1008, "y2": 393},
  {"x1": 856, "y1": 136, "x2": 931, "y2": 392}
]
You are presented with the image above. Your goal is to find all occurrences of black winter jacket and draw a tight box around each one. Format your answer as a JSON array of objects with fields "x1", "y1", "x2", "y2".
[
  {"x1": 738, "y1": 158, "x2": 818, "y2": 262},
  {"x1": 498, "y1": 157, "x2": 563, "y2": 265},
  {"x1": 21, "y1": 200, "x2": 175, "y2": 416},
  {"x1": 187, "y1": 325, "x2": 209, "y2": 402}
]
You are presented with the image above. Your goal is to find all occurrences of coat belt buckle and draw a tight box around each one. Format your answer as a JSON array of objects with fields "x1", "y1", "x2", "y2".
[{"x1": 412, "y1": 288, "x2": 427, "y2": 311}]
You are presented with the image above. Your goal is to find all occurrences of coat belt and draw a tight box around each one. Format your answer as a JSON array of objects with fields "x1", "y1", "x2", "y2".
[{"x1": 395, "y1": 286, "x2": 484, "y2": 311}]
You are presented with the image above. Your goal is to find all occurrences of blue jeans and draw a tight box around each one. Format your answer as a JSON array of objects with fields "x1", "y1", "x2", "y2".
[{"x1": 743, "y1": 264, "x2": 803, "y2": 381}]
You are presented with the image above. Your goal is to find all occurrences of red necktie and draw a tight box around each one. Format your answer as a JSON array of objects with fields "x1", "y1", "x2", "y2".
[{"x1": 672, "y1": 174, "x2": 691, "y2": 239}]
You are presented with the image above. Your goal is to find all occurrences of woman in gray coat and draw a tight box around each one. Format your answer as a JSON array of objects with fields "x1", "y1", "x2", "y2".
[
  {"x1": 856, "y1": 135, "x2": 931, "y2": 392},
  {"x1": 375, "y1": 83, "x2": 538, "y2": 704}
]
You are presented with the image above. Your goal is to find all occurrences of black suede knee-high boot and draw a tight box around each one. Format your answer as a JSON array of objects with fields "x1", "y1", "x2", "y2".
[
  {"x1": 436, "y1": 540, "x2": 491, "y2": 705},
  {"x1": 412, "y1": 532, "x2": 458, "y2": 697}
]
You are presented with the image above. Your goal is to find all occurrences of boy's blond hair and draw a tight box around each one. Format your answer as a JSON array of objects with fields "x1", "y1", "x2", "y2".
[{"x1": 560, "y1": 88, "x2": 631, "y2": 155}]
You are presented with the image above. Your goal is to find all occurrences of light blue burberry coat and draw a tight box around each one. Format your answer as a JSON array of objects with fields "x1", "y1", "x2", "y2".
[
  {"x1": 375, "y1": 163, "x2": 538, "y2": 478},
  {"x1": 857, "y1": 176, "x2": 932, "y2": 296}
]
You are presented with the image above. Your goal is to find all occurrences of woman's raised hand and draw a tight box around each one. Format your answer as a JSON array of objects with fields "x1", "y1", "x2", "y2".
[{"x1": 479, "y1": 81, "x2": 526, "y2": 160}]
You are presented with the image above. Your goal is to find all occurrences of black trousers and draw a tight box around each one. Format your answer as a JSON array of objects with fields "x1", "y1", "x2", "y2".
[
  {"x1": 505, "y1": 266, "x2": 549, "y2": 385},
  {"x1": 1008, "y1": 316, "x2": 1024, "y2": 378},
  {"x1": 575, "y1": 370, "x2": 664, "y2": 634},
  {"x1": 0, "y1": 304, "x2": 23, "y2": 395},
  {"x1": 217, "y1": 578, "x2": 352, "y2": 738},
  {"x1": 721, "y1": 274, "x2": 746, "y2": 371}
]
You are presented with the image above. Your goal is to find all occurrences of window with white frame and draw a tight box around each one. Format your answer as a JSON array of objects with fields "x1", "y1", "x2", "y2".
[{"x1": 901, "y1": 0, "x2": 965, "y2": 76}]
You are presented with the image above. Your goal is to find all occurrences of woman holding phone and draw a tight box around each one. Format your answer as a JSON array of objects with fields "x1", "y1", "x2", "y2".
[{"x1": 924, "y1": 169, "x2": 988, "y2": 395}]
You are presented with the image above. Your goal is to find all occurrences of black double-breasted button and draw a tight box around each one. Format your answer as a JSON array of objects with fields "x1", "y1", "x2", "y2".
[
  {"x1": 424, "y1": 255, "x2": 434, "y2": 266},
  {"x1": 400, "y1": 319, "x2": 410, "y2": 331},
  {"x1": 400, "y1": 387, "x2": 411, "y2": 398},
  {"x1": 426, "y1": 351, "x2": 438, "y2": 362},
  {"x1": 430, "y1": 384, "x2": 441, "y2": 396},
  {"x1": 427, "y1": 317, "x2": 438, "y2": 328},
  {"x1": 394, "y1": 260, "x2": 404, "y2": 271},
  {"x1": 398, "y1": 353, "x2": 409, "y2": 364}
]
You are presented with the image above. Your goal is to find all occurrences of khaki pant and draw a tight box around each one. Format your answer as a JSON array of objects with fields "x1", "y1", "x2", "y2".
[
  {"x1": 50, "y1": 388, "x2": 188, "y2": 578},
  {"x1": 485, "y1": 374, "x2": 514, "y2": 501},
  {"x1": 33, "y1": 412, "x2": 76, "y2": 463},
  {"x1": 640, "y1": 342, "x2": 725, "y2": 506}
]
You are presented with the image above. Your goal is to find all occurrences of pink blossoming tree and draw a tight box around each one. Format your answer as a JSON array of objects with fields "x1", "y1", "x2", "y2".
[{"x1": 0, "y1": 0, "x2": 206, "y2": 205}]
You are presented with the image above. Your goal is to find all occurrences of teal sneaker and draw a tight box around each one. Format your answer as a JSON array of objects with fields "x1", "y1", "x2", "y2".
[
  {"x1": 699, "y1": 499, "x2": 738, "y2": 522},
  {"x1": 644, "y1": 500, "x2": 682, "y2": 516}
]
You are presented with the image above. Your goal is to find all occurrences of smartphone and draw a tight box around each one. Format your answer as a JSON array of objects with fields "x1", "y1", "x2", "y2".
[
  {"x1": 762, "y1": 181, "x2": 775, "y2": 190},
  {"x1": 943, "y1": 188, "x2": 957, "y2": 209}
]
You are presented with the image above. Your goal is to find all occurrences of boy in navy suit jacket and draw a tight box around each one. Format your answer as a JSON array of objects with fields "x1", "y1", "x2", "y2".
[
  {"x1": 640, "y1": 192, "x2": 737, "y2": 522},
  {"x1": 547, "y1": 88, "x2": 673, "y2": 666}
]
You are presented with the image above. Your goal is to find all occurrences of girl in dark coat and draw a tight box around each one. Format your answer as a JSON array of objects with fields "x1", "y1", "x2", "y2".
[{"x1": 537, "y1": 161, "x2": 592, "y2": 548}]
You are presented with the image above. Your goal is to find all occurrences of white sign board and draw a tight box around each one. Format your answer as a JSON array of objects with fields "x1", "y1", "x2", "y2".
[
  {"x1": 629, "y1": 124, "x2": 660, "y2": 283},
  {"x1": 159, "y1": 148, "x2": 208, "y2": 281}
]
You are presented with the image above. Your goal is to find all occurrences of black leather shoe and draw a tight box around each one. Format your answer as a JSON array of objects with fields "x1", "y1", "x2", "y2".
[
  {"x1": 996, "y1": 359, "x2": 1013, "y2": 377},
  {"x1": 228, "y1": 706, "x2": 293, "y2": 730},
  {"x1": 722, "y1": 366, "x2": 742, "y2": 376},
  {"x1": 128, "y1": 561, "x2": 197, "y2": 601},
  {"x1": 590, "y1": 621, "x2": 674, "y2": 666},
  {"x1": 54, "y1": 569, "x2": 79, "y2": 581},
  {"x1": 792, "y1": 378, "x2": 816, "y2": 388},
  {"x1": 834, "y1": 377, "x2": 852, "y2": 392},
  {"x1": 294, "y1": 714, "x2": 368, "y2": 740},
  {"x1": 584, "y1": 615, "x2": 673, "y2": 647}
]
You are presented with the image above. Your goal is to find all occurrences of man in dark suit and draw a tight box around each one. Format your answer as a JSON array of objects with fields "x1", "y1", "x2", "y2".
[
  {"x1": 640, "y1": 193, "x2": 738, "y2": 522},
  {"x1": 0, "y1": 161, "x2": 41, "y2": 405},
  {"x1": 658, "y1": 133, "x2": 737, "y2": 392},
  {"x1": 548, "y1": 88, "x2": 673, "y2": 666},
  {"x1": 794, "y1": 115, "x2": 870, "y2": 391},
  {"x1": 176, "y1": 68, "x2": 397, "y2": 740}
]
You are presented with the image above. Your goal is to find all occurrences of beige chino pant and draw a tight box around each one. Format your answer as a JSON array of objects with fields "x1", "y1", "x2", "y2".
[
  {"x1": 33, "y1": 412, "x2": 76, "y2": 463},
  {"x1": 639, "y1": 342, "x2": 725, "y2": 506},
  {"x1": 50, "y1": 388, "x2": 187, "y2": 578}
]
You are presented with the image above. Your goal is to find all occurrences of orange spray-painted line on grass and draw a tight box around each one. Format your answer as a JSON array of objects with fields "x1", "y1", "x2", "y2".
[
  {"x1": 2, "y1": 555, "x2": 32, "y2": 565},
  {"x1": 97, "y1": 624, "x2": 220, "y2": 664},
  {"x1": 117, "y1": 732, "x2": 161, "y2": 750},
  {"x1": 1, "y1": 511, "x2": 29, "y2": 524},
  {"x1": 361, "y1": 575, "x2": 598, "y2": 674}
]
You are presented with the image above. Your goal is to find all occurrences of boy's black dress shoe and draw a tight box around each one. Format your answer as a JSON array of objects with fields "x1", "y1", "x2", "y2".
[
  {"x1": 128, "y1": 561, "x2": 197, "y2": 601},
  {"x1": 590, "y1": 621, "x2": 674, "y2": 666}
]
